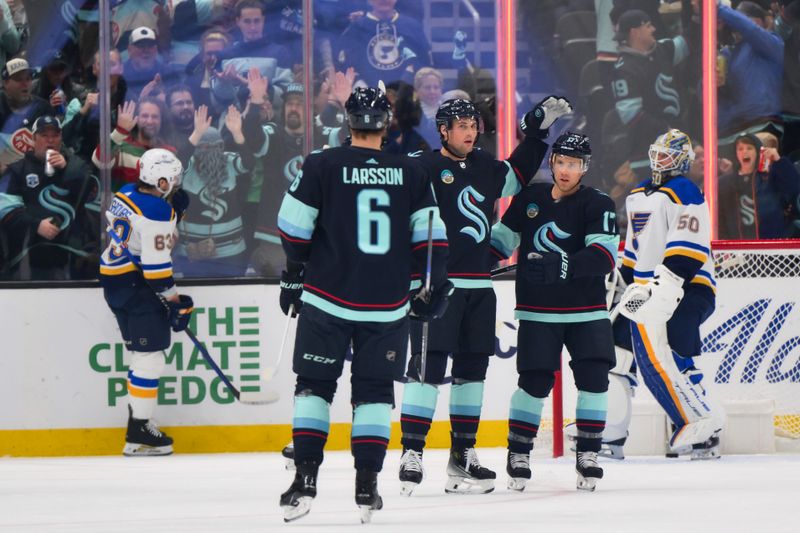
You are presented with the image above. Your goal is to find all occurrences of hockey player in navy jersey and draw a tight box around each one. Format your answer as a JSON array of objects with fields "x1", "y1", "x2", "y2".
[
  {"x1": 276, "y1": 86, "x2": 451, "y2": 523},
  {"x1": 397, "y1": 96, "x2": 572, "y2": 496},
  {"x1": 617, "y1": 129, "x2": 723, "y2": 459},
  {"x1": 491, "y1": 132, "x2": 620, "y2": 492},
  {"x1": 99, "y1": 149, "x2": 194, "y2": 457}
]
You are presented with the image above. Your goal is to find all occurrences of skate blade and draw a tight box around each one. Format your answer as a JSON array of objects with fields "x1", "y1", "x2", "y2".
[
  {"x1": 122, "y1": 443, "x2": 173, "y2": 456},
  {"x1": 507, "y1": 477, "x2": 528, "y2": 492},
  {"x1": 690, "y1": 449, "x2": 722, "y2": 461},
  {"x1": 598, "y1": 445, "x2": 625, "y2": 460},
  {"x1": 576, "y1": 474, "x2": 598, "y2": 492},
  {"x1": 359, "y1": 505, "x2": 375, "y2": 524},
  {"x1": 282, "y1": 496, "x2": 313, "y2": 523},
  {"x1": 400, "y1": 481, "x2": 418, "y2": 496},
  {"x1": 444, "y1": 476, "x2": 495, "y2": 494}
]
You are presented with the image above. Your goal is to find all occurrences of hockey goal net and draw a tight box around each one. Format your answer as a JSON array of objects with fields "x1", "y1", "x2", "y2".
[{"x1": 703, "y1": 240, "x2": 800, "y2": 440}]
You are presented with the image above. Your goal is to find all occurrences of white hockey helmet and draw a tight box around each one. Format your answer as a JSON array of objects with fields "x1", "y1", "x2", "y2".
[
  {"x1": 138, "y1": 148, "x2": 183, "y2": 197},
  {"x1": 648, "y1": 129, "x2": 695, "y2": 186}
]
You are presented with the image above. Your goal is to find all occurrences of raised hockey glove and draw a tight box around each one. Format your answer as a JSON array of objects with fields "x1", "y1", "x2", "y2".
[
  {"x1": 279, "y1": 269, "x2": 304, "y2": 317},
  {"x1": 409, "y1": 280, "x2": 455, "y2": 321},
  {"x1": 526, "y1": 251, "x2": 572, "y2": 284},
  {"x1": 167, "y1": 294, "x2": 194, "y2": 332},
  {"x1": 452, "y1": 30, "x2": 467, "y2": 61},
  {"x1": 170, "y1": 188, "x2": 190, "y2": 222},
  {"x1": 520, "y1": 96, "x2": 572, "y2": 137}
]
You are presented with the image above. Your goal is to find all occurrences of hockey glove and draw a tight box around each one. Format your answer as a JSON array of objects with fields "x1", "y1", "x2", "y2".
[
  {"x1": 279, "y1": 269, "x2": 304, "y2": 317},
  {"x1": 526, "y1": 251, "x2": 572, "y2": 284},
  {"x1": 168, "y1": 294, "x2": 194, "y2": 332},
  {"x1": 409, "y1": 280, "x2": 455, "y2": 321},
  {"x1": 520, "y1": 96, "x2": 572, "y2": 137},
  {"x1": 170, "y1": 189, "x2": 190, "y2": 222}
]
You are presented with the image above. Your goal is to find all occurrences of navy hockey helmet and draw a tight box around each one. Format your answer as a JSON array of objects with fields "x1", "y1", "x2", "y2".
[
  {"x1": 345, "y1": 86, "x2": 392, "y2": 131},
  {"x1": 435, "y1": 98, "x2": 483, "y2": 133},
  {"x1": 550, "y1": 131, "x2": 591, "y2": 172}
]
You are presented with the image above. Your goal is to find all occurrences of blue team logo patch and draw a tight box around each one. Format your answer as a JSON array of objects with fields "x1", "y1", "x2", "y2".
[
  {"x1": 441, "y1": 169, "x2": 455, "y2": 184},
  {"x1": 631, "y1": 212, "x2": 652, "y2": 237},
  {"x1": 526, "y1": 202, "x2": 539, "y2": 218},
  {"x1": 26, "y1": 173, "x2": 39, "y2": 188}
]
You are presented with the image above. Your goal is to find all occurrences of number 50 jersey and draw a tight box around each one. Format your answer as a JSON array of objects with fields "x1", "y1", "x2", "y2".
[{"x1": 278, "y1": 146, "x2": 448, "y2": 322}]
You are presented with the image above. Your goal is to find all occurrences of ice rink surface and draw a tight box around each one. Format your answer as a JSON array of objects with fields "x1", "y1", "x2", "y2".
[{"x1": 1, "y1": 448, "x2": 797, "y2": 533}]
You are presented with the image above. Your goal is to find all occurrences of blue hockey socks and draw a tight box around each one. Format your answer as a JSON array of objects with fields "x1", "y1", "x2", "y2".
[
  {"x1": 351, "y1": 403, "x2": 392, "y2": 472},
  {"x1": 507, "y1": 388, "x2": 545, "y2": 454},
  {"x1": 449, "y1": 381, "x2": 484, "y2": 450},
  {"x1": 400, "y1": 382, "x2": 439, "y2": 452},
  {"x1": 575, "y1": 390, "x2": 608, "y2": 452},
  {"x1": 292, "y1": 394, "x2": 330, "y2": 465}
]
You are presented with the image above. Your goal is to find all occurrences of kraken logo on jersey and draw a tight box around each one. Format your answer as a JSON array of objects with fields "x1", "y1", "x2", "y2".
[
  {"x1": 739, "y1": 195, "x2": 756, "y2": 226},
  {"x1": 655, "y1": 74, "x2": 680, "y2": 117},
  {"x1": 457, "y1": 186, "x2": 489, "y2": 243},
  {"x1": 39, "y1": 184, "x2": 75, "y2": 228},
  {"x1": 533, "y1": 222, "x2": 571, "y2": 254},
  {"x1": 199, "y1": 187, "x2": 228, "y2": 221},
  {"x1": 284, "y1": 155, "x2": 304, "y2": 183}
]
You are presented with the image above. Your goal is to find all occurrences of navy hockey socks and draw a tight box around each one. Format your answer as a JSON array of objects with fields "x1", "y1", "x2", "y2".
[
  {"x1": 400, "y1": 382, "x2": 439, "y2": 452},
  {"x1": 292, "y1": 395, "x2": 330, "y2": 465},
  {"x1": 575, "y1": 390, "x2": 608, "y2": 452},
  {"x1": 351, "y1": 403, "x2": 392, "y2": 472},
  {"x1": 507, "y1": 388, "x2": 545, "y2": 454},
  {"x1": 449, "y1": 381, "x2": 484, "y2": 450}
]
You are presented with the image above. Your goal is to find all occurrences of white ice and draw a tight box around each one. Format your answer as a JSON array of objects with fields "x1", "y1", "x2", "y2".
[{"x1": 1, "y1": 448, "x2": 797, "y2": 533}]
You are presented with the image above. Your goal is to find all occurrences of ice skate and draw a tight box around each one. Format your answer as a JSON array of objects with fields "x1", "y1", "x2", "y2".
[
  {"x1": 691, "y1": 434, "x2": 721, "y2": 461},
  {"x1": 576, "y1": 451, "x2": 603, "y2": 491},
  {"x1": 355, "y1": 469, "x2": 383, "y2": 523},
  {"x1": 445, "y1": 447, "x2": 496, "y2": 494},
  {"x1": 280, "y1": 461, "x2": 318, "y2": 522},
  {"x1": 282, "y1": 442, "x2": 295, "y2": 470},
  {"x1": 123, "y1": 411, "x2": 173, "y2": 457},
  {"x1": 506, "y1": 451, "x2": 531, "y2": 492},
  {"x1": 398, "y1": 448, "x2": 424, "y2": 496}
]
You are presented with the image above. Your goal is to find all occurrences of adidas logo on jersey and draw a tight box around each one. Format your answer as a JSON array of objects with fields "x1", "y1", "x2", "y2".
[{"x1": 365, "y1": 158, "x2": 379, "y2": 165}]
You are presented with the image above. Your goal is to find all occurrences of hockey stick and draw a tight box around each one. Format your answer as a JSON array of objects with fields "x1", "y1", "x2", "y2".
[
  {"x1": 490, "y1": 263, "x2": 516, "y2": 277},
  {"x1": 419, "y1": 210, "x2": 434, "y2": 383},
  {"x1": 262, "y1": 304, "x2": 295, "y2": 382},
  {"x1": 107, "y1": 229, "x2": 278, "y2": 405}
]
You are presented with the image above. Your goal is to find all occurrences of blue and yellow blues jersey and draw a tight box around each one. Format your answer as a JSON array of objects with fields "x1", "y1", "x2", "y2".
[
  {"x1": 621, "y1": 175, "x2": 716, "y2": 296},
  {"x1": 491, "y1": 183, "x2": 620, "y2": 323},
  {"x1": 416, "y1": 137, "x2": 548, "y2": 290},
  {"x1": 100, "y1": 184, "x2": 177, "y2": 296},
  {"x1": 278, "y1": 145, "x2": 448, "y2": 322}
]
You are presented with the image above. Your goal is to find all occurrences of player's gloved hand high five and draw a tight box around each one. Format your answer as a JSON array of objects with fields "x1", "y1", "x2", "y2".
[
  {"x1": 520, "y1": 96, "x2": 573, "y2": 138},
  {"x1": 170, "y1": 188, "x2": 190, "y2": 222},
  {"x1": 526, "y1": 251, "x2": 572, "y2": 284},
  {"x1": 279, "y1": 266, "x2": 304, "y2": 317},
  {"x1": 409, "y1": 280, "x2": 455, "y2": 321},
  {"x1": 167, "y1": 294, "x2": 194, "y2": 332}
]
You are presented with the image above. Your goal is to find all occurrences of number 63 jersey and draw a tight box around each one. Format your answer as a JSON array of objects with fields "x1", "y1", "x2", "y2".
[
  {"x1": 100, "y1": 183, "x2": 177, "y2": 295},
  {"x1": 278, "y1": 146, "x2": 448, "y2": 322},
  {"x1": 622, "y1": 175, "x2": 716, "y2": 293}
]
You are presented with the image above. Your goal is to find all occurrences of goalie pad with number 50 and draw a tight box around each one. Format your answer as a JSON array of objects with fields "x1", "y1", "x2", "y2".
[{"x1": 619, "y1": 265, "x2": 684, "y2": 324}]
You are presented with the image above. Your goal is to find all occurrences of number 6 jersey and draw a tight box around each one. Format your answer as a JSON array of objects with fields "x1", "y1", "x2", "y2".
[{"x1": 100, "y1": 183, "x2": 177, "y2": 296}]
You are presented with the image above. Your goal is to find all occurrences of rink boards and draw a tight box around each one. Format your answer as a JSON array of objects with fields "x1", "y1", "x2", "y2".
[{"x1": 1, "y1": 279, "x2": 798, "y2": 456}]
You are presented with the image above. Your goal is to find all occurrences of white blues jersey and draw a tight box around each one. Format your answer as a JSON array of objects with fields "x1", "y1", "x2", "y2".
[{"x1": 621, "y1": 175, "x2": 716, "y2": 294}]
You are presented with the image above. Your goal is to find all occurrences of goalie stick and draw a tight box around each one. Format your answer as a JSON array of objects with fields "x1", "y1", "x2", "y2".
[{"x1": 107, "y1": 228, "x2": 278, "y2": 405}]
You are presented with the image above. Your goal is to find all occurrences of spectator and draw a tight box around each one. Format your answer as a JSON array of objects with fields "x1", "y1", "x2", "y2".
[
  {"x1": 0, "y1": 0, "x2": 21, "y2": 70},
  {"x1": 32, "y1": 49, "x2": 87, "y2": 121},
  {"x1": 168, "y1": 0, "x2": 237, "y2": 67},
  {"x1": 173, "y1": 105, "x2": 254, "y2": 277},
  {"x1": 1, "y1": 115, "x2": 93, "y2": 280},
  {"x1": 609, "y1": 8, "x2": 697, "y2": 179},
  {"x1": 0, "y1": 58, "x2": 55, "y2": 169},
  {"x1": 184, "y1": 28, "x2": 231, "y2": 120},
  {"x1": 384, "y1": 80, "x2": 429, "y2": 155},
  {"x1": 414, "y1": 67, "x2": 443, "y2": 149},
  {"x1": 92, "y1": 98, "x2": 176, "y2": 191},
  {"x1": 123, "y1": 26, "x2": 182, "y2": 102},
  {"x1": 775, "y1": 0, "x2": 800, "y2": 158},
  {"x1": 717, "y1": 2, "x2": 783, "y2": 139},
  {"x1": 62, "y1": 49, "x2": 126, "y2": 165},
  {"x1": 164, "y1": 84, "x2": 197, "y2": 163},
  {"x1": 718, "y1": 133, "x2": 800, "y2": 239},
  {"x1": 336, "y1": 0, "x2": 432, "y2": 86}
]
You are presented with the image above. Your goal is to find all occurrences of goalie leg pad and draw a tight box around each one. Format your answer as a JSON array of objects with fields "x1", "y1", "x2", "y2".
[
  {"x1": 127, "y1": 351, "x2": 166, "y2": 420},
  {"x1": 603, "y1": 372, "x2": 634, "y2": 444}
]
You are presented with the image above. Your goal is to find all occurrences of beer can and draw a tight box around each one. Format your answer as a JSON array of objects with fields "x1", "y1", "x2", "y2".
[
  {"x1": 45, "y1": 149, "x2": 55, "y2": 176},
  {"x1": 758, "y1": 147, "x2": 771, "y2": 173}
]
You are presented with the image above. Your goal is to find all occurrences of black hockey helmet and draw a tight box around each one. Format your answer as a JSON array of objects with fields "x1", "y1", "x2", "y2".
[
  {"x1": 345, "y1": 86, "x2": 392, "y2": 131},
  {"x1": 550, "y1": 131, "x2": 591, "y2": 171},
  {"x1": 435, "y1": 98, "x2": 483, "y2": 132}
]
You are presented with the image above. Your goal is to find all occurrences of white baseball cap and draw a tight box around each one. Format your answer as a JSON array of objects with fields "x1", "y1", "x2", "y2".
[{"x1": 130, "y1": 26, "x2": 157, "y2": 45}]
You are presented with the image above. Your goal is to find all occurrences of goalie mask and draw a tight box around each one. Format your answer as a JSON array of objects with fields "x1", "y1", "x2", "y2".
[
  {"x1": 138, "y1": 148, "x2": 183, "y2": 197},
  {"x1": 648, "y1": 129, "x2": 695, "y2": 186},
  {"x1": 436, "y1": 98, "x2": 484, "y2": 157},
  {"x1": 345, "y1": 86, "x2": 392, "y2": 132}
]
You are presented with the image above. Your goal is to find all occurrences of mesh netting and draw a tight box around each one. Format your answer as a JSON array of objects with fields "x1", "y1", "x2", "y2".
[{"x1": 710, "y1": 241, "x2": 800, "y2": 439}]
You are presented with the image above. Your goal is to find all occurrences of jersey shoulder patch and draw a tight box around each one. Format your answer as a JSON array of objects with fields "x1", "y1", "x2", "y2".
[
  {"x1": 657, "y1": 176, "x2": 704, "y2": 206},
  {"x1": 120, "y1": 189, "x2": 174, "y2": 222}
]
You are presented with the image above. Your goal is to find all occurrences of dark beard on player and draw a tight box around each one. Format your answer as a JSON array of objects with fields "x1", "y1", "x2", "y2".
[{"x1": 195, "y1": 143, "x2": 228, "y2": 197}]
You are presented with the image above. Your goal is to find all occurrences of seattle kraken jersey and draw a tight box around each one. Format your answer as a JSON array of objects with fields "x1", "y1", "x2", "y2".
[
  {"x1": 621, "y1": 175, "x2": 716, "y2": 295},
  {"x1": 100, "y1": 184, "x2": 177, "y2": 295},
  {"x1": 491, "y1": 183, "x2": 620, "y2": 322},
  {"x1": 415, "y1": 137, "x2": 548, "y2": 289},
  {"x1": 278, "y1": 145, "x2": 448, "y2": 322}
]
